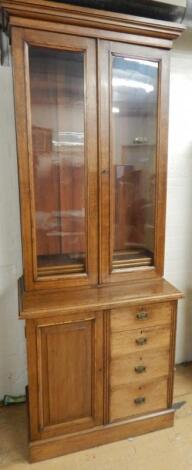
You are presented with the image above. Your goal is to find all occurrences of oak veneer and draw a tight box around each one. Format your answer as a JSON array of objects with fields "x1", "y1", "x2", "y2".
[
  {"x1": 29, "y1": 409, "x2": 174, "y2": 462},
  {"x1": 19, "y1": 279, "x2": 182, "y2": 318},
  {"x1": 110, "y1": 325, "x2": 171, "y2": 357},
  {"x1": 110, "y1": 377, "x2": 168, "y2": 422},
  {"x1": 26, "y1": 311, "x2": 104, "y2": 440},
  {"x1": 0, "y1": 0, "x2": 184, "y2": 462},
  {"x1": 110, "y1": 301, "x2": 172, "y2": 331},
  {"x1": 1, "y1": 0, "x2": 184, "y2": 44},
  {"x1": 110, "y1": 348, "x2": 170, "y2": 386}
]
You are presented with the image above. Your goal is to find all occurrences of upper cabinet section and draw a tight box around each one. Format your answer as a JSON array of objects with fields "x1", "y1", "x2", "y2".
[{"x1": 3, "y1": 0, "x2": 184, "y2": 291}]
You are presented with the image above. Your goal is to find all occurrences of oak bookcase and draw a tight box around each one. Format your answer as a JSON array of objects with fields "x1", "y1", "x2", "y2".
[{"x1": 0, "y1": 0, "x2": 184, "y2": 462}]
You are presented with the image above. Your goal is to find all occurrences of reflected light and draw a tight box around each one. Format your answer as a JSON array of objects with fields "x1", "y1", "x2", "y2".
[
  {"x1": 112, "y1": 77, "x2": 154, "y2": 93},
  {"x1": 124, "y1": 58, "x2": 158, "y2": 68},
  {"x1": 112, "y1": 107, "x2": 120, "y2": 114}
]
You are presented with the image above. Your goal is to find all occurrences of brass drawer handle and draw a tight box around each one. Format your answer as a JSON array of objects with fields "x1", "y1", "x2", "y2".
[
  {"x1": 135, "y1": 337, "x2": 147, "y2": 346},
  {"x1": 135, "y1": 365, "x2": 146, "y2": 374},
  {"x1": 136, "y1": 311, "x2": 148, "y2": 320},
  {"x1": 134, "y1": 397, "x2": 146, "y2": 405}
]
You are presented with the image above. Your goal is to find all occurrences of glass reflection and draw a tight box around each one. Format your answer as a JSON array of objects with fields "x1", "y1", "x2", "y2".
[
  {"x1": 29, "y1": 47, "x2": 86, "y2": 275},
  {"x1": 112, "y1": 56, "x2": 158, "y2": 269}
]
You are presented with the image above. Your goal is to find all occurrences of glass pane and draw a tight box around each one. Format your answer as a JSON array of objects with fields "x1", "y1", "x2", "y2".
[
  {"x1": 29, "y1": 47, "x2": 86, "y2": 276},
  {"x1": 112, "y1": 56, "x2": 158, "y2": 269}
]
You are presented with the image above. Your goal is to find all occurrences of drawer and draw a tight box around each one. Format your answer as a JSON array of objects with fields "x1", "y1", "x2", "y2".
[
  {"x1": 111, "y1": 325, "x2": 171, "y2": 358},
  {"x1": 110, "y1": 348, "x2": 169, "y2": 387},
  {"x1": 110, "y1": 377, "x2": 168, "y2": 422},
  {"x1": 111, "y1": 302, "x2": 172, "y2": 332}
]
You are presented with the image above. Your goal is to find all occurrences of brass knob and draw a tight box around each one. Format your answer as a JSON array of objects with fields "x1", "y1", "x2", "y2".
[
  {"x1": 136, "y1": 311, "x2": 148, "y2": 320},
  {"x1": 135, "y1": 365, "x2": 146, "y2": 374},
  {"x1": 134, "y1": 397, "x2": 146, "y2": 405},
  {"x1": 135, "y1": 337, "x2": 147, "y2": 346}
]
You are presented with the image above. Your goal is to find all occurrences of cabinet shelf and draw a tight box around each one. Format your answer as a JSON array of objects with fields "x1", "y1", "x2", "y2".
[
  {"x1": 124, "y1": 143, "x2": 156, "y2": 148},
  {"x1": 113, "y1": 248, "x2": 153, "y2": 269}
]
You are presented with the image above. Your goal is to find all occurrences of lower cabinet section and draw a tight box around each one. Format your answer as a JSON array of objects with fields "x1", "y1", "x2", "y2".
[{"x1": 25, "y1": 299, "x2": 177, "y2": 461}]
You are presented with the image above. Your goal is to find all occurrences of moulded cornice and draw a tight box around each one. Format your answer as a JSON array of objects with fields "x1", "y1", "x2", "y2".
[{"x1": 0, "y1": 0, "x2": 185, "y2": 41}]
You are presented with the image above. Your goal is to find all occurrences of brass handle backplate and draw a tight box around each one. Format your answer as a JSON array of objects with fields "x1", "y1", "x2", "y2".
[
  {"x1": 135, "y1": 337, "x2": 147, "y2": 346},
  {"x1": 135, "y1": 365, "x2": 146, "y2": 374},
  {"x1": 134, "y1": 396, "x2": 146, "y2": 405},
  {"x1": 136, "y1": 311, "x2": 148, "y2": 320}
]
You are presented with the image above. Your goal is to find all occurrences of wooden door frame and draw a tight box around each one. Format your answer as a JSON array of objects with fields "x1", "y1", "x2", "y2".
[
  {"x1": 98, "y1": 39, "x2": 170, "y2": 284},
  {"x1": 12, "y1": 27, "x2": 98, "y2": 291}
]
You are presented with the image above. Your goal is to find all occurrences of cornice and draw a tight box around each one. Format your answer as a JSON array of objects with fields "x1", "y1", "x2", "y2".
[{"x1": 0, "y1": 0, "x2": 185, "y2": 40}]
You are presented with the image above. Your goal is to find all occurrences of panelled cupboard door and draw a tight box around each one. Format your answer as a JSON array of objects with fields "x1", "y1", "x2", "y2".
[
  {"x1": 99, "y1": 40, "x2": 170, "y2": 284},
  {"x1": 26, "y1": 311, "x2": 104, "y2": 440},
  {"x1": 12, "y1": 27, "x2": 98, "y2": 291}
]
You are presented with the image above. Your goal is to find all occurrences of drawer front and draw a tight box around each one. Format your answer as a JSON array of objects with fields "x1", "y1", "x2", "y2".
[
  {"x1": 111, "y1": 325, "x2": 171, "y2": 358},
  {"x1": 111, "y1": 302, "x2": 172, "y2": 332},
  {"x1": 110, "y1": 377, "x2": 168, "y2": 422},
  {"x1": 110, "y1": 349, "x2": 169, "y2": 387}
]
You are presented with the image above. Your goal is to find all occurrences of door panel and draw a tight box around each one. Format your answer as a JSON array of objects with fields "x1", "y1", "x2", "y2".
[
  {"x1": 42, "y1": 322, "x2": 92, "y2": 426},
  {"x1": 99, "y1": 40, "x2": 169, "y2": 284},
  {"x1": 26, "y1": 311, "x2": 104, "y2": 439},
  {"x1": 29, "y1": 48, "x2": 86, "y2": 274},
  {"x1": 12, "y1": 28, "x2": 98, "y2": 290}
]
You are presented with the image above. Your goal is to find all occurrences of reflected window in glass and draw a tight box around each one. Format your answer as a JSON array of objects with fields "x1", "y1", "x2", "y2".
[
  {"x1": 29, "y1": 47, "x2": 86, "y2": 276},
  {"x1": 111, "y1": 56, "x2": 158, "y2": 270}
]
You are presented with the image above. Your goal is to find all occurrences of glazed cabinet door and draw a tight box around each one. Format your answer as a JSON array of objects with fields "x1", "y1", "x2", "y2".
[
  {"x1": 99, "y1": 40, "x2": 170, "y2": 284},
  {"x1": 26, "y1": 311, "x2": 104, "y2": 440},
  {"x1": 12, "y1": 28, "x2": 98, "y2": 290}
]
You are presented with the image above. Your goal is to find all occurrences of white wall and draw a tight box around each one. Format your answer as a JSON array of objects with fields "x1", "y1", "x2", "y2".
[
  {"x1": 0, "y1": 30, "x2": 191, "y2": 399},
  {"x1": 165, "y1": 30, "x2": 192, "y2": 364},
  {"x1": 0, "y1": 66, "x2": 27, "y2": 400}
]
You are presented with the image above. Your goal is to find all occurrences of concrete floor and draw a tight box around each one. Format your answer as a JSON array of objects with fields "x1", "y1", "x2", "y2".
[{"x1": 0, "y1": 364, "x2": 192, "y2": 469}]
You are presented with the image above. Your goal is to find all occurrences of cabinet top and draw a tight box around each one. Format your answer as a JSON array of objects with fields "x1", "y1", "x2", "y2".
[
  {"x1": 19, "y1": 278, "x2": 183, "y2": 319},
  {"x1": 1, "y1": 0, "x2": 185, "y2": 46}
]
